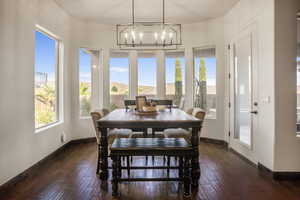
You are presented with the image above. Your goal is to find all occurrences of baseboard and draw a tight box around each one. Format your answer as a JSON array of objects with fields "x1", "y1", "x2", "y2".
[
  {"x1": 200, "y1": 137, "x2": 228, "y2": 147},
  {"x1": 0, "y1": 141, "x2": 71, "y2": 193},
  {"x1": 70, "y1": 137, "x2": 96, "y2": 144},
  {"x1": 229, "y1": 147, "x2": 256, "y2": 167},
  {"x1": 258, "y1": 163, "x2": 300, "y2": 180}
]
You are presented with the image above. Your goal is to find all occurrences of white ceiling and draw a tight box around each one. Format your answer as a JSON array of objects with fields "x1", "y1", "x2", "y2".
[{"x1": 55, "y1": 0, "x2": 240, "y2": 24}]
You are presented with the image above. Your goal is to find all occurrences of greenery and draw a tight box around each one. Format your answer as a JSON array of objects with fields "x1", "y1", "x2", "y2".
[
  {"x1": 35, "y1": 84, "x2": 56, "y2": 127},
  {"x1": 79, "y1": 82, "x2": 91, "y2": 116},
  {"x1": 194, "y1": 58, "x2": 207, "y2": 109},
  {"x1": 111, "y1": 85, "x2": 118, "y2": 93},
  {"x1": 174, "y1": 58, "x2": 183, "y2": 106}
]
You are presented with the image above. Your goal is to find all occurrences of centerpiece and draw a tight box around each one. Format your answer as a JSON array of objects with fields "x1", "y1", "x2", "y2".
[{"x1": 135, "y1": 96, "x2": 158, "y2": 115}]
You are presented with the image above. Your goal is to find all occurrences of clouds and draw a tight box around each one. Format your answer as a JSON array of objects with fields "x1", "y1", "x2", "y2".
[{"x1": 110, "y1": 67, "x2": 128, "y2": 73}]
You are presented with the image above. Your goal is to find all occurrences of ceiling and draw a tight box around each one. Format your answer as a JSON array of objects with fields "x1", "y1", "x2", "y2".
[{"x1": 55, "y1": 0, "x2": 240, "y2": 24}]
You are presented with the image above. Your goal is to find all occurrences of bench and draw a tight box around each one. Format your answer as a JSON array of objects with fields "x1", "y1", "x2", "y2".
[{"x1": 110, "y1": 138, "x2": 193, "y2": 197}]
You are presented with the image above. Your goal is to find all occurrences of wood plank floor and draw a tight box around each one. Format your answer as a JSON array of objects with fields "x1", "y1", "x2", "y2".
[{"x1": 1, "y1": 141, "x2": 300, "y2": 200}]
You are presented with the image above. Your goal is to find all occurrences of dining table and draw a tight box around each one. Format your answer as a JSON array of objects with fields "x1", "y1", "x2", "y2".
[{"x1": 96, "y1": 108, "x2": 203, "y2": 186}]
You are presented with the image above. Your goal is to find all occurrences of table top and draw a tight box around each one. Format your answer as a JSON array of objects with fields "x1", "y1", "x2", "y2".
[
  {"x1": 111, "y1": 138, "x2": 192, "y2": 151},
  {"x1": 97, "y1": 109, "x2": 202, "y2": 129}
]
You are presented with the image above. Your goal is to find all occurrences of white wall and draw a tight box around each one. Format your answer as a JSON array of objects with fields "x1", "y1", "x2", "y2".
[
  {"x1": 274, "y1": 0, "x2": 300, "y2": 171},
  {"x1": 224, "y1": 0, "x2": 276, "y2": 169},
  {"x1": 0, "y1": 0, "x2": 72, "y2": 185},
  {"x1": 69, "y1": 18, "x2": 227, "y2": 142}
]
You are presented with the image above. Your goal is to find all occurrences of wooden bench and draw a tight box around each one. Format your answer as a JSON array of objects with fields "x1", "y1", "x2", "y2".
[{"x1": 110, "y1": 138, "x2": 193, "y2": 197}]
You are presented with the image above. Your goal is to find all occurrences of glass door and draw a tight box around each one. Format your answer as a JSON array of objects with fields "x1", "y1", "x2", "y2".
[{"x1": 234, "y1": 36, "x2": 253, "y2": 146}]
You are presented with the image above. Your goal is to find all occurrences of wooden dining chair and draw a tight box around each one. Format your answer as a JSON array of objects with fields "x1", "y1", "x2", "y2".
[
  {"x1": 163, "y1": 108, "x2": 205, "y2": 171},
  {"x1": 91, "y1": 109, "x2": 132, "y2": 175},
  {"x1": 163, "y1": 108, "x2": 205, "y2": 143}
]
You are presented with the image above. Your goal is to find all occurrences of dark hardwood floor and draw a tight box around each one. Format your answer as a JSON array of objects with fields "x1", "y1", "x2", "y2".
[{"x1": 1, "y1": 141, "x2": 300, "y2": 200}]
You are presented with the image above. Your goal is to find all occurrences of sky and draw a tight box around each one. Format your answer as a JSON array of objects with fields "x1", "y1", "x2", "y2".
[
  {"x1": 109, "y1": 56, "x2": 216, "y2": 86},
  {"x1": 35, "y1": 30, "x2": 216, "y2": 87},
  {"x1": 35, "y1": 31, "x2": 56, "y2": 81}
]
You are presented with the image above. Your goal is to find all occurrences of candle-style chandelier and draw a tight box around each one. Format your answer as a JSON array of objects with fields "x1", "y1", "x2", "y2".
[{"x1": 116, "y1": 0, "x2": 182, "y2": 50}]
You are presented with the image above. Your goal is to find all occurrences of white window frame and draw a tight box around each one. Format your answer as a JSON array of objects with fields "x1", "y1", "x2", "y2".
[
  {"x1": 192, "y1": 45, "x2": 217, "y2": 120},
  {"x1": 34, "y1": 26, "x2": 62, "y2": 131}
]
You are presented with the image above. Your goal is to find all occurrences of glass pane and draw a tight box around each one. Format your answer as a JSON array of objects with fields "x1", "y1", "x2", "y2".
[
  {"x1": 138, "y1": 56, "x2": 157, "y2": 98},
  {"x1": 193, "y1": 48, "x2": 217, "y2": 119},
  {"x1": 235, "y1": 39, "x2": 252, "y2": 146},
  {"x1": 109, "y1": 55, "x2": 129, "y2": 110},
  {"x1": 165, "y1": 56, "x2": 185, "y2": 106},
  {"x1": 79, "y1": 48, "x2": 92, "y2": 117},
  {"x1": 34, "y1": 31, "x2": 58, "y2": 129}
]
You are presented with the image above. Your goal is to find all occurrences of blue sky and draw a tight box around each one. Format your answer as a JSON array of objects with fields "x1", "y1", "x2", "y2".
[
  {"x1": 35, "y1": 30, "x2": 216, "y2": 86},
  {"x1": 79, "y1": 48, "x2": 92, "y2": 82},
  {"x1": 194, "y1": 57, "x2": 216, "y2": 86},
  {"x1": 35, "y1": 31, "x2": 56, "y2": 81}
]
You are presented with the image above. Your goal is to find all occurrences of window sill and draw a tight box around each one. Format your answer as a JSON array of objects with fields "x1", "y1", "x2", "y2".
[{"x1": 35, "y1": 121, "x2": 63, "y2": 134}]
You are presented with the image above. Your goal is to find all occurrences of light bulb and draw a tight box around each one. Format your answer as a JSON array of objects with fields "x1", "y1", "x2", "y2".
[
  {"x1": 169, "y1": 32, "x2": 173, "y2": 39},
  {"x1": 131, "y1": 30, "x2": 136, "y2": 41},
  {"x1": 124, "y1": 32, "x2": 128, "y2": 39},
  {"x1": 162, "y1": 30, "x2": 166, "y2": 35},
  {"x1": 154, "y1": 32, "x2": 158, "y2": 40},
  {"x1": 139, "y1": 32, "x2": 143, "y2": 39},
  {"x1": 161, "y1": 35, "x2": 165, "y2": 41}
]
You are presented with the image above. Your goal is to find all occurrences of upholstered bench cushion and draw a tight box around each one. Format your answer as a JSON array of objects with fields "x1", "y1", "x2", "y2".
[
  {"x1": 164, "y1": 128, "x2": 191, "y2": 143},
  {"x1": 108, "y1": 129, "x2": 132, "y2": 145}
]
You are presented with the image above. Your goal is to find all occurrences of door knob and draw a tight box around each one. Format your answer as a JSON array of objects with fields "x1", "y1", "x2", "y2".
[{"x1": 250, "y1": 110, "x2": 258, "y2": 114}]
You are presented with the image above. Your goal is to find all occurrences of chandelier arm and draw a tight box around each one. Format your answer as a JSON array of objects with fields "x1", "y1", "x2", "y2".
[
  {"x1": 132, "y1": 0, "x2": 135, "y2": 24},
  {"x1": 163, "y1": 0, "x2": 165, "y2": 24}
]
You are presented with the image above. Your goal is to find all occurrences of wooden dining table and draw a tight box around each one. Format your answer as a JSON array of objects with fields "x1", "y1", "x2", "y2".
[{"x1": 96, "y1": 108, "x2": 203, "y2": 186}]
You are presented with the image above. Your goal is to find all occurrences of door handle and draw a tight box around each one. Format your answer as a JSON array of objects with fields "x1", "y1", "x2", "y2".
[{"x1": 250, "y1": 110, "x2": 258, "y2": 114}]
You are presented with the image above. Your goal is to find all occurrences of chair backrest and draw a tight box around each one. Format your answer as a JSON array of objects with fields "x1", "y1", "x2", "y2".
[
  {"x1": 150, "y1": 99, "x2": 173, "y2": 111},
  {"x1": 90, "y1": 109, "x2": 104, "y2": 144},
  {"x1": 100, "y1": 108, "x2": 110, "y2": 117},
  {"x1": 185, "y1": 108, "x2": 193, "y2": 115},
  {"x1": 192, "y1": 108, "x2": 206, "y2": 121},
  {"x1": 124, "y1": 100, "x2": 136, "y2": 111}
]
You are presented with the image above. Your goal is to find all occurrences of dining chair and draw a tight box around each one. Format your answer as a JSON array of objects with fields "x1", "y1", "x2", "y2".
[
  {"x1": 163, "y1": 108, "x2": 205, "y2": 170},
  {"x1": 163, "y1": 108, "x2": 206, "y2": 143},
  {"x1": 91, "y1": 109, "x2": 133, "y2": 175}
]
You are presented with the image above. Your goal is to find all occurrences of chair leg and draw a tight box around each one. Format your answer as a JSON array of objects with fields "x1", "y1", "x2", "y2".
[
  {"x1": 96, "y1": 145, "x2": 100, "y2": 174},
  {"x1": 112, "y1": 155, "x2": 119, "y2": 197},
  {"x1": 179, "y1": 157, "x2": 183, "y2": 178},
  {"x1": 127, "y1": 155, "x2": 130, "y2": 177},
  {"x1": 118, "y1": 156, "x2": 122, "y2": 178},
  {"x1": 167, "y1": 156, "x2": 171, "y2": 176},
  {"x1": 183, "y1": 157, "x2": 191, "y2": 197}
]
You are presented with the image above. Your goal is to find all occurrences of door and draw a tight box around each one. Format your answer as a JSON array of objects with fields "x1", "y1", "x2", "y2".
[{"x1": 228, "y1": 29, "x2": 258, "y2": 163}]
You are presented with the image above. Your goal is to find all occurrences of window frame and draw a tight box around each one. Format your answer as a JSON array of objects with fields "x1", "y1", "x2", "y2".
[
  {"x1": 78, "y1": 48, "x2": 93, "y2": 118},
  {"x1": 192, "y1": 45, "x2": 217, "y2": 120},
  {"x1": 109, "y1": 50, "x2": 130, "y2": 110},
  {"x1": 164, "y1": 50, "x2": 186, "y2": 98},
  {"x1": 34, "y1": 27, "x2": 61, "y2": 131},
  {"x1": 137, "y1": 51, "x2": 158, "y2": 97}
]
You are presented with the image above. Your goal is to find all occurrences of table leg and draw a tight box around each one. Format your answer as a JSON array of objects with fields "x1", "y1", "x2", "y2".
[
  {"x1": 99, "y1": 128, "x2": 108, "y2": 180},
  {"x1": 191, "y1": 127, "x2": 200, "y2": 187},
  {"x1": 183, "y1": 156, "x2": 191, "y2": 197}
]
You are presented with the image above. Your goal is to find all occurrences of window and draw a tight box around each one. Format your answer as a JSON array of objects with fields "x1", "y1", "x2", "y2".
[
  {"x1": 165, "y1": 51, "x2": 185, "y2": 106},
  {"x1": 109, "y1": 51, "x2": 129, "y2": 110},
  {"x1": 193, "y1": 47, "x2": 217, "y2": 119},
  {"x1": 34, "y1": 30, "x2": 60, "y2": 129},
  {"x1": 297, "y1": 16, "x2": 300, "y2": 133},
  {"x1": 79, "y1": 48, "x2": 92, "y2": 117},
  {"x1": 138, "y1": 52, "x2": 157, "y2": 97}
]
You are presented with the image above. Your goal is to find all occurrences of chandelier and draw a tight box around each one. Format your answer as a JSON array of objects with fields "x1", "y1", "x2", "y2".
[{"x1": 116, "y1": 0, "x2": 182, "y2": 50}]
